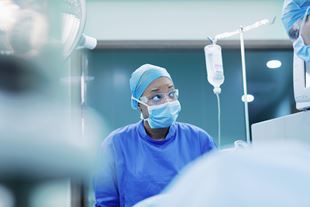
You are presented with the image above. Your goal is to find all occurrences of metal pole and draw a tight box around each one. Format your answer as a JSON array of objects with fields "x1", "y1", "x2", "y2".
[
  {"x1": 80, "y1": 53, "x2": 88, "y2": 137},
  {"x1": 239, "y1": 26, "x2": 251, "y2": 143}
]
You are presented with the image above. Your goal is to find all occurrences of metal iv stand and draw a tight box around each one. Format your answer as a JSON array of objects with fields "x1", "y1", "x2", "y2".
[{"x1": 211, "y1": 17, "x2": 275, "y2": 144}]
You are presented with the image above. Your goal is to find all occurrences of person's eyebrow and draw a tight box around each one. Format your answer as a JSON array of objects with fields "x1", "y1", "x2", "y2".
[
  {"x1": 149, "y1": 84, "x2": 174, "y2": 93},
  {"x1": 150, "y1": 88, "x2": 160, "y2": 92}
]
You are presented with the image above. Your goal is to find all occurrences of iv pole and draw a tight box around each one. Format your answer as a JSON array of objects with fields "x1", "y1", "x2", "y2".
[
  {"x1": 211, "y1": 17, "x2": 275, "y2": 144},
  {"x1": 80, "y1": 52, "x2": 94, "y2": 137}
]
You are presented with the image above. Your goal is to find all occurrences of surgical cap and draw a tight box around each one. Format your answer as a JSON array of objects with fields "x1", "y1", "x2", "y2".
[
  {"x1": 129, "y1": 64, "x2": 172, "y2": 110},
  {"x1": 282, "y1": 0, "x2": 310, "y2": 33}
]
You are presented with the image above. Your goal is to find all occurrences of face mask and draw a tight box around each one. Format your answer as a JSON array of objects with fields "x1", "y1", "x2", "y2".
[
  {"x1": 293, "y1": 7, "x2": 310, "y2": 62},
  {"x1": 132, "y1": 97, "x2": 181, "y2": 128},
  {"x1": 294, "y1": 36, "x2": 310, "y2": 61}
]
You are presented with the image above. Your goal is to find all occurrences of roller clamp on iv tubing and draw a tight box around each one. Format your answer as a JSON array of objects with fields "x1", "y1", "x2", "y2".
[{"x1": 207, "y1": 17, "x2": 275, "y2": 145}]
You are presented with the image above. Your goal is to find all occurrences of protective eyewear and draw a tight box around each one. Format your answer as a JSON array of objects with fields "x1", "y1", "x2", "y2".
[
  {"x1": 140, "y1": 89, "x2": 179, "y2": 105},
  {"x1": 288, "y1": 7, "x2": 310, "y2": 43}
]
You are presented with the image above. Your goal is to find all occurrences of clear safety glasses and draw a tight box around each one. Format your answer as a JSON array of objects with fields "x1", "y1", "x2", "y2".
[
  {"x1": 140, "y1": 89, "x2": 179, "y2": 105},
  {"x1": 288, "y1": 7, "x2": 310, "y2": 44},
  {"x1": 301, "y1": 13, "x2": 310, "y2": 45}
]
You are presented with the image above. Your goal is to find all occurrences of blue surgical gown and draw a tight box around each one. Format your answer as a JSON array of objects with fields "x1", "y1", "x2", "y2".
[{"x1": 93, "y1": 120, "x2": 216, "y2": 207}]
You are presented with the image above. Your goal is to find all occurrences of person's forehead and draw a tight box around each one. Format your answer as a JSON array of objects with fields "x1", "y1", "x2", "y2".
[
  {"x1": 144, "y1": 77, "x2": 174, "y2": 93},
  {"x1": 301, "y1": 15, "x2": 310, "y2": 30}
]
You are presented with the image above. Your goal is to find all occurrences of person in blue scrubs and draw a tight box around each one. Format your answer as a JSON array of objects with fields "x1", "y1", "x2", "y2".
[
  {"x1": 93, "y1": 64, "x2": 216, "y2": 207},
  {"x1": 282, "y1": 0, "x2": 310, "y2": 61}
]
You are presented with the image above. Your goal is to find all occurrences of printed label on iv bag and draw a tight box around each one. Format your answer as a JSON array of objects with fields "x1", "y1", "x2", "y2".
[{"x1": 204, "y1": 44, "x2": 224, "y2": 88}]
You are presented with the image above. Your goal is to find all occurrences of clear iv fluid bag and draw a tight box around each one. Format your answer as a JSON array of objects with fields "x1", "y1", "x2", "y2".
[{"x1": 204, "y1": 44, "x2": 224, "y2": 93}]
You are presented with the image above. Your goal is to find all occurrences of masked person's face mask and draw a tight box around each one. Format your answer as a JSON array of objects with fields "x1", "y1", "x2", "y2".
[
  {"x1": 293, "y1": 7, "x2": 310, "y2": 62},
  {"x1": 132, "y1": 96, "x2": 181, "y2": 129}
]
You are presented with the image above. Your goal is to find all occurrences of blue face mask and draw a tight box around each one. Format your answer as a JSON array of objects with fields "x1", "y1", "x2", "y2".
[
  {"x1": 145, "y1": 100, "x2": 181, "y2": 128},
  {"x1": 294, "y1": 36, "x2": 310, "y2": 61},
  {"x1": 132, "y1": 97, "x2": 181, "y2": 128},
  {"x1": 293, "y1": 7, "x2": 310, "y2": 62}
]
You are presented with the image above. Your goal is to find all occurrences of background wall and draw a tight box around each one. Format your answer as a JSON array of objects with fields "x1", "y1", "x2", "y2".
[
  {"x1": 85, "y1": 0, "x2": 287, "y2": 41},
  {"x1": 86, "y1": 47, "x2": 294, "y2": 147}
]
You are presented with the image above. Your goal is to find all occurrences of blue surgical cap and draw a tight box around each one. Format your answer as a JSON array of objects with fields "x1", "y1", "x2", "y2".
[
  {"x1": 130, "y1": 64, "x2": 172, "y2": 110},
  {"x1": 282, "y1": 0, "x2": 310, "y2": 33}
]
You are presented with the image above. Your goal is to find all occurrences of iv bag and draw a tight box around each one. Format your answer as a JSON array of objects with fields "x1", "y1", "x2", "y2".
[{"x1": 204, "y1": 44, "x2": 224, "y2": 94}]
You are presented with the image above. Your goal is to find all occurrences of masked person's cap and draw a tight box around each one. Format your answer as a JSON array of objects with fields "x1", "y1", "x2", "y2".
[
  {"x1": 282, "y1": 0, "x2": 310, "y2": 33},
  {"x1": 130, "y1": 64, "x2": 172, "y2": 110}
]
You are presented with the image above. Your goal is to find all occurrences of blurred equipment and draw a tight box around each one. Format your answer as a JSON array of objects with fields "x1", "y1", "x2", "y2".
[
  {"x1": 0, "y1": 0, "x2": 97, "y2": 58},
  {"x1": 0, "y1": 185, "x2": 14, "y2": 207},
  {"x1": 0, "y1": 1, "x2": 101, "y2": 207},
  {"x1": 252, "y1": 109, "x2": 310, "y2": 143},
  {"x1": 134, "y1": 141, "x2": 310, "y2": 207},
  {"x1": 61, "y1": 0, "x2": 97, "y2": 57},
  {"x1": 293, "y1": 55, "x2": 310, "y2": 110}
]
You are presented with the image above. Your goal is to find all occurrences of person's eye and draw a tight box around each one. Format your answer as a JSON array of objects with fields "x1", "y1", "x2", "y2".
[
  {"x1": 289, "y1": 28, "x2": 299, "y2": 40},
  {"x1": 151, "y1": 94, "x2": 162, "y2": 102},
  {"x1": 169, "y1": 91, "x2": 176, "y2": 98}
]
